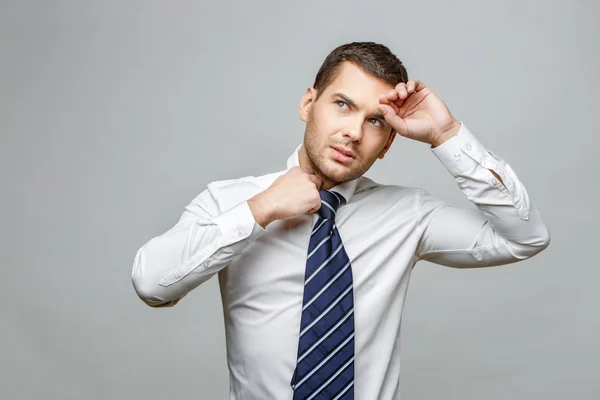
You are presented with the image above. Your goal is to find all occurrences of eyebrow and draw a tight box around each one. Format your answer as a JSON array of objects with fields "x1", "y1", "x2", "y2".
[{"x1": 333, "y1": 92, "x2": 386, "y2": 121}]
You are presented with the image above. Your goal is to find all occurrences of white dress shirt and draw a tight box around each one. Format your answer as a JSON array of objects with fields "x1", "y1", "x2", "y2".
[{"x1": 132, "y1": 123, "x2": 550, "y2": 399}]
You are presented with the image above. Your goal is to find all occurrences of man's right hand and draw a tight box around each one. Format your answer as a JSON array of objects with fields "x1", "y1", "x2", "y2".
[{"x1": 248, "y1": 166, "x2": 323, "y2": 228}]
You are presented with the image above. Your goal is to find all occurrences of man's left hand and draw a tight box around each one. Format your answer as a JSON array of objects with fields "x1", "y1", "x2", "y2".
[{"x1": 377, "y1": 79, "x2": 461, "y2": 147}]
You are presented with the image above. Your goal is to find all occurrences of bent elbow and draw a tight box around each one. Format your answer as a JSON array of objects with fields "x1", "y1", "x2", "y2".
[
  {"x1": 131, "y1": 274, "x2": 177, "y2": 308},
  {"x1": 538, "y1": 225, "x2": 551, "y2": 251},
  {"x1": 131, "y1": 248, "x2": 180, "y2": 308},
  {"x1": 530, "y1": 224, "x2": 551, "y2": 254},
  {"x1": 517, "y1": 224, "x2": 551, "y2": 260}
]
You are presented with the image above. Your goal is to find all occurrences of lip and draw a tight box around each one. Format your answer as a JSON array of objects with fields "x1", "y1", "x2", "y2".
[
  {"x1": 330, "y1": 145, "x2": 355, "y2": 159},
  {"x1": 330, "y1": 146, "x2": 355, "y2": 164}
]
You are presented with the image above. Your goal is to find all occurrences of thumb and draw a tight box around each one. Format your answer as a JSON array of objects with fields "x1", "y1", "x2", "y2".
[{"x1": 377, "y1": 104, "x2": 407, "y2": 137}]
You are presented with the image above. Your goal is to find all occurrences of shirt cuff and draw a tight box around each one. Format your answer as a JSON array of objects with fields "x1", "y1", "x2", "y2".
[
  {"x1": 212, "y1": 200, "x2": 267, "y2": 247},
  {"x1": 431, "y1": 122, "x2": 488, "y2": 177}
]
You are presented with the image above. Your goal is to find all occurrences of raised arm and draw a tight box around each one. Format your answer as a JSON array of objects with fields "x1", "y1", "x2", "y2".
[
  {"x1": 415, "y1": 123, "x2": 550, "y2": 267},
  {"x1": 377, "y1": 79, "x2": 549, "y2": 267}
]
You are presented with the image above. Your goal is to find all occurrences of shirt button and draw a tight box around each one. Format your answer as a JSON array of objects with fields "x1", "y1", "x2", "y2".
[
  {"x1": 453, "y1": 153, "x2": 461, "y2": 160},
  {"x1": 238, "y1": 227, "x2": 244, "y2": 237},
  {"x1": 466, "y1": 143, "x2": 472, "y2": 151}
]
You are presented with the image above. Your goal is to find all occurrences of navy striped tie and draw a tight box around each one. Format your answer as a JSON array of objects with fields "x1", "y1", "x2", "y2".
[{"x1": 290, "y1": 189, "x2": 355, "y2": 400}]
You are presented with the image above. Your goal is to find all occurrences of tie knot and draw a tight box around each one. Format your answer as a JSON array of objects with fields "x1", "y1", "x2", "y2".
[{"x1": 318, "y1": 190, "x2": 346, "y2": 220}]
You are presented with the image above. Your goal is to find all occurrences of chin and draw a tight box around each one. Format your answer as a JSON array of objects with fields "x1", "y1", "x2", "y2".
[
  {"x1": 305, "y1": 144, "x2": 363, "y2": 183},
  {"x1": 321, "y1": 160, "x2": 362, "y2": 184}
]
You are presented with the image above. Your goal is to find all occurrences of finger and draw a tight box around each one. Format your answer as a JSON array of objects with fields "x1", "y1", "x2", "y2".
[
  {"x1": 378, "y1": 95, "x2": 400, "y2": 114},
  {"x1": 396, "y1": 82, "x2": 430, "y2": 117},
  {"x1": 394, "y1": 82, "x2": 409, "y2": 100},
  {"x1": 307, "y1": 174, "x2": 322, "y2": 189},
  {"x1": 392, "y1": 95, "x2": 405, "y2": 110},
  {"x1": 380, "y1": 92, "x2": 400, "y2": 106},
  {"x1": 308, "y1": 204, "x2": 322, "y2": 214},
  {"x1": 377, "y1": 104, "x2": 407, "y2": 135},
  {"x1": 385, "y1": 88, "x2": 399, "y2": 101},
  {"x1": 381, "y1": 91, "x2": 404, "y2": 110},
  {"x1": 308, "y1": 194, "x2": 322, "y2": 213},
  {"x1": 411, "y1": 79, "x2": 427, "y2": 94},
  {"x1": 405, "y1": 79, "x2": 417, "y2": 94}
]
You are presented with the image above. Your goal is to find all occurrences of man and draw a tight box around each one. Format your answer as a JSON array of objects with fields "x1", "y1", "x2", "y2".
[{"x1": 132, "y1": 42, "x2": 550, "y2": 399}]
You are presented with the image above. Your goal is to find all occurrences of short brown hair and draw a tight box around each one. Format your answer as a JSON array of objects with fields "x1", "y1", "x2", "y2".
[{"x1": 313, "y1": 42, "x2": 408, "y2": 100}]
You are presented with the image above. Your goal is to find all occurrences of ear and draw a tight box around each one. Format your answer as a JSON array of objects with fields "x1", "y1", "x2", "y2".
[
  {"x1": 378, "y1": 131, "x2": 397, "y2": 159},
  {"x1": 299, "y1": 87, "x2": 317, "y2": 122}
]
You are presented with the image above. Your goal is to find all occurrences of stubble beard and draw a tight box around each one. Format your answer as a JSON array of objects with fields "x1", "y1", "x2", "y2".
[{"x1": 303, "y1": 118, "x2": 369, "y2": 186}]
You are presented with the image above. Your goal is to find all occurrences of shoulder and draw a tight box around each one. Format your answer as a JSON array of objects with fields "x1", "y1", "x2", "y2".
[
  {"x1": 206, "y1": 169, "x2": 284, "y2": 194},
  {"x1": 204, "y1": 169, "x2": 285, "y2": 212},
  {"x1": 355, "y1": 175, "x2": 420, "y2": 201},
  {"x1": 354, "y1": 175, "x2": 446, "y2": 214}
]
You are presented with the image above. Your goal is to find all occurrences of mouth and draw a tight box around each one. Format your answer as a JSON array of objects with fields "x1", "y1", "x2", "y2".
[
  {"x1": 330, "y1": 145, "x2": 355, "y2": 159},
  {"x1": 330, "y1": 145, "x2": 356, "y2": 164}
]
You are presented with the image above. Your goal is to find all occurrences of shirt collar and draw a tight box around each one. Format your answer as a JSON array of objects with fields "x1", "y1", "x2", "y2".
[{"x1": 286, "y1": 143, "x2": 358, "y2": 204}]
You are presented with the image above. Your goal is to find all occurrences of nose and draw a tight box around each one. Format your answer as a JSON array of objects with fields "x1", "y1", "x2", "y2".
[{"x1": 342, "y1": 117, "x2": 363, "y2": 142}]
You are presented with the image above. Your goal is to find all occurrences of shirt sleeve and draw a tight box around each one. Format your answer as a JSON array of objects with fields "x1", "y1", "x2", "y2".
[
  {"x1": 131, "y1": 187, "x2": 267, "y2": 307},
  {"x1": 414, "y1": 122, "x2": 551, "y2": 267}
]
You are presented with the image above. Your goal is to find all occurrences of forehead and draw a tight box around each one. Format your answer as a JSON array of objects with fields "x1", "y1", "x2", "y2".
[{"x1": 323, "y1": 62, "x2": 395, "y2": 101}]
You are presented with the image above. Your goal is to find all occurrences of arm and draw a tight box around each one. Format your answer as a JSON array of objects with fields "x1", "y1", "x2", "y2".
[
  {"x1": 131, "y1": 188, "x2": 266, "y2": 308},
  {"x1": 131, "y1": 166, "x2": 323, "y2": 308},
  {"x1": 377, "y1": 79, "x2": 549, "y2": 267},
  {"x1": 415, "y1": 123, "x2": 550, "y2": 267}
]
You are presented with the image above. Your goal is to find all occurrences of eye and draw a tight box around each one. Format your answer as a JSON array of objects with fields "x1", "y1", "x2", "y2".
[
  {"x1": 336, "y1": 101, "x2": 349, "y2": 110},
  {"x1": 368, "y1": 118, "x2": 383, "y2": 128}
]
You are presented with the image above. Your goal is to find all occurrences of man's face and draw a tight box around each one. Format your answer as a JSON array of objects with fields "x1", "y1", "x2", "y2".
[{"x1": 299, "y1": 61, "x2": 397, "y2": 190}]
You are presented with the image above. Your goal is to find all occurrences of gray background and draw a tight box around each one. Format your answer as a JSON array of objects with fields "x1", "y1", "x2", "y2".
[{"x1": 1, "y1": 0, "x2": 598, "y2": 399}]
